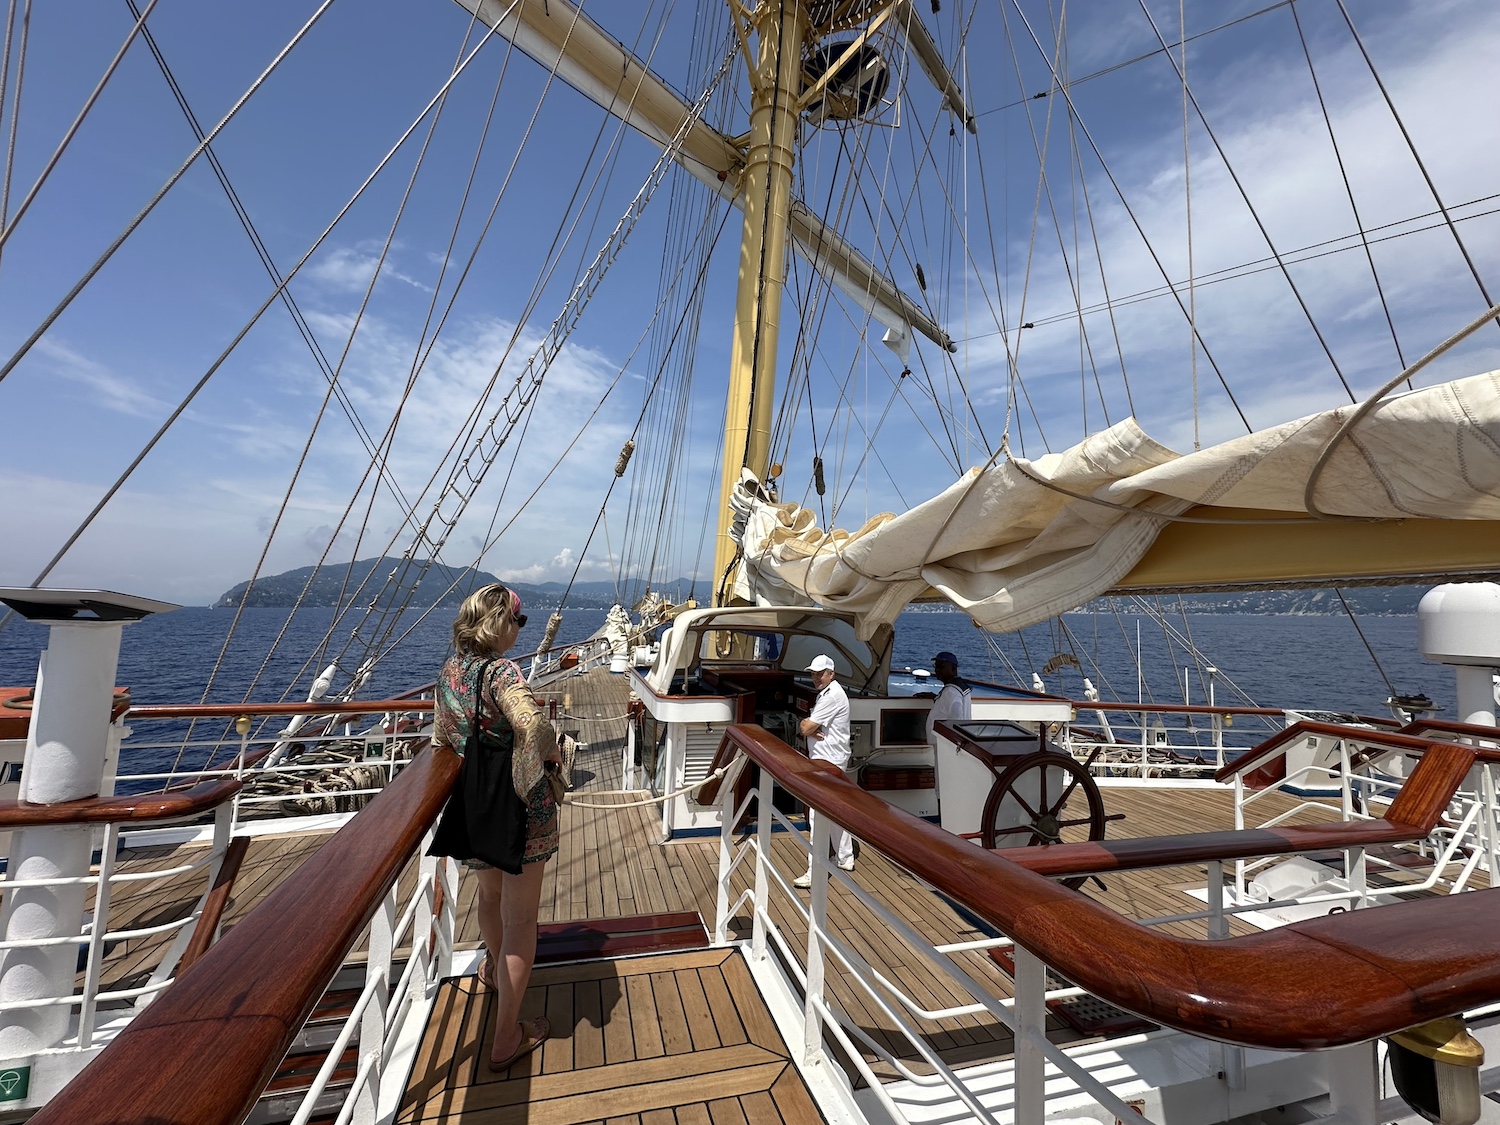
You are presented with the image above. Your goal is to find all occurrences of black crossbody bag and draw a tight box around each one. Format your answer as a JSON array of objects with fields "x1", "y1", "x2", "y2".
[{"x1": 428, "y1": 658, "x2": 530, "y2": 874}]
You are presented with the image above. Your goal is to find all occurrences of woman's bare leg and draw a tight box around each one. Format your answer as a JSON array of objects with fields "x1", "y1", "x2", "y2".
[
  {"x1": 473, "y1": 866, "x2": 506, "y2": 981},
  {"x1": 483, "y1": 859, "x2": 548, "y2": 1061}
]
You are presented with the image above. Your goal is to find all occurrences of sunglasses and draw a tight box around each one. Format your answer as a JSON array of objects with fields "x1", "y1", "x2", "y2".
[{"x1": 491, "y1": 584, "x2": 527, "y2": 629}]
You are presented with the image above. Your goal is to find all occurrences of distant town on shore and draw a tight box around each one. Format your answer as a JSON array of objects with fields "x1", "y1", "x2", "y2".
[{"x1": 215, "y1": 558, "x2": 1434, "y2": 617}]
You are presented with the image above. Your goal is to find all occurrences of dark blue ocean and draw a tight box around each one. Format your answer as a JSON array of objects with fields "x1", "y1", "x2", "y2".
[{"x1": 0, "y1": 603, "x2": 1446, "y2": 719}]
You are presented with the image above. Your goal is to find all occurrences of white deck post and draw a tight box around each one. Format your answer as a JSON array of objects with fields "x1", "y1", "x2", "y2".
[
  {"x1": 752, "y1": 770, "x2": 773, "y2": 962},
  {"x1": 354, "y1": 890, "x2": 396, "y2": 1125},
  {"x1": 1326, "y1": 1041, "x2": 1380, "y2": 1125},
  {"x1": 1013, "y1": 945, "x2": 1047, "y2": 1124},
  {"x1": 802, "y1": 812, "x2": 830, "y2": 1066},
  {"x1": 0, "y1": 590, "x2": 175, "y2": 1070},
  {"x1": 714, "y1": 765, "x2": 735, "y2": 945}
]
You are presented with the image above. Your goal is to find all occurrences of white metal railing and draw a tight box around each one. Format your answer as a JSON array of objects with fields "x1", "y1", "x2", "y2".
[
  {"x1": 287, "y1": 830, "x2": 458, "y2": 1125},
  {"x1": 1228, "y1": 736, "x2": 1500, "y2": 902},
  {"x1": 0, "y1": 799, "x2": 236, "y2": 1051},
  {"x1": 1061, "y1": 707, "x2": 1280, "y2": 779},
  {"x1": 708, "y1": 752, "x2": 1498, "y2": 1125},
  {"x1": 112, "y1": 715, "x2": 430, "y2": 834},
  {"x1": 713, "y1": 768, "x2": 1154, "y2": 1124}
]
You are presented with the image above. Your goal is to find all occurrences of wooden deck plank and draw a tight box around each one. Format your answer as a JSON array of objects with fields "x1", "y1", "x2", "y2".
[
  {"x1": 573, "y1": 977, "x2": 606, "y2": 1071},
  {"x1": 697, "y1": 965, "x2": 748, "y2": 1048},
  {"x1": 768, "y1": 1063, "x2": 828, "y2": 1125},
  {"x1": 625, "y1": 974, "x2": 665, "y2": 1060},
  {"x1": 707, "y1": 1096, "x2": 749, "y2": 1125},
  {"x1": 676, "y1": 962, "x2": 720, "y2": 1052},
  {"x1": 652, "y1": 970, "x2": 693, "y2": 1056}
]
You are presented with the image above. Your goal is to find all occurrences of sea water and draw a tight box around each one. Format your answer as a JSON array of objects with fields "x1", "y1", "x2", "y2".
[{"x1": 0, "y1": 604, "x2": 1452, "y2": 780}]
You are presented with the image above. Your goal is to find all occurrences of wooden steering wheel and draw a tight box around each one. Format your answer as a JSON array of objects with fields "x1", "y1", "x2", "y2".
[{"x1": 979, "y1": 750, "x2": 1111, "y2": 891}]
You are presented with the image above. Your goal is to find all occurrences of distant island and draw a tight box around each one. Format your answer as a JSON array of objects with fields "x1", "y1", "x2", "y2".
[
  {"x1": 217, "y1": 558, "x2": 1429, "y2": 616},
  {"x1": 214, "y1": 557, "x2": 706, "y2": 610}
]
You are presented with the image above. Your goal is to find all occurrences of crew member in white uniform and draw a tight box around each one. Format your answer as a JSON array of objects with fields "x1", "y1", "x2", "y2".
[
  {"x1": 793, "y1": 654, "x2": 854, "y2": 887},
  {"x1": 925, "y1": 650, "x2": 972, "y2": 748}
]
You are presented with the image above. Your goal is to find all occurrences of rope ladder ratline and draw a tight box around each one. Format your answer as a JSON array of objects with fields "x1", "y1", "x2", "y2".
[{"x1": 335, "y1": 35, "x2": 741, "y2": 677}]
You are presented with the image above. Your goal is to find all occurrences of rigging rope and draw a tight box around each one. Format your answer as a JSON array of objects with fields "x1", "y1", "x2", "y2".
[
  {"x1": 0, "y1": 0, "x2": 340, "y2": 387},
  {"x1": 0, "y1": 0, "x2": 162, "y2": 256},
  {"x1": 1334, "y1": 588, "x2": 1398, "y2": 701},
  {"x1": 0, "y1": 0, "x2": 27, "y2": 266},
  {"x1": 1289, "y1": 4, "x2": 1407, "y2": 381},
  {"x1": 341, "y1": 34, "x2": 740, "y2": 672},
  {"x1": 1004, "y1": 0, "x2": 1251, "y2": 432}
]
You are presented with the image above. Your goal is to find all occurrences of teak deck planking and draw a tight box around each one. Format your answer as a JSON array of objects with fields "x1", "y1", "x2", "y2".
[
  {"x1": 396, "y1": 948, "x2": 825, "y2": 1125},
  {"x1": 57, "y1": 665, "x2": 1480, "y2": 1112}
]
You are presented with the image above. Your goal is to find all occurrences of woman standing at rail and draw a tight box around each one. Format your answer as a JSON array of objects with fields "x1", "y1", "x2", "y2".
[{"x1": 430, "y1": 584, "x2": 562, "y2": 1070}]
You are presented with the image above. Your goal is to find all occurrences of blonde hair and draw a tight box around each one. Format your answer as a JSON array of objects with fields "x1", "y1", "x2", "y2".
[{"x1": 451, "y1": 584, "x2": 520, "y2": 656}]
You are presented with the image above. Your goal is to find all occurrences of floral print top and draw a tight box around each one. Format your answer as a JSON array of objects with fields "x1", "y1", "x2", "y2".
[{"x1": 433, "y1": 654, "x2": 529, "y2": 757}]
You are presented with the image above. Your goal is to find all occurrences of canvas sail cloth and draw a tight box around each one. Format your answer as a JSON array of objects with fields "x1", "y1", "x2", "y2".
[{"x1": 730, "y1": 371, "x2": 1500, "y2": 638}]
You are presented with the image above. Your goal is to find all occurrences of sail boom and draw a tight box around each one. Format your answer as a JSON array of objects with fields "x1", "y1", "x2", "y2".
[{"x1": 1113, "y1": 510, "x2": 1500, "y2": 594}]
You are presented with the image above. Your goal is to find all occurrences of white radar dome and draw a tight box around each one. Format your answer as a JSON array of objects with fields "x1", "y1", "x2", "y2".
[{"x1": 1417, "y1": 583, "x2": 1500, "y2": 667}]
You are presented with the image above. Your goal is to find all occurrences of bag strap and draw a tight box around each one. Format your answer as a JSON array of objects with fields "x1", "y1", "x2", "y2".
[{"x1": 470, "y1": 657, "x2": 499, "y2": 729}]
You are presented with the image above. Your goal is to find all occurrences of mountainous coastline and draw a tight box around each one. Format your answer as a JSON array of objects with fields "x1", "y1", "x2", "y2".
[
  {"x1": 213, "y1": 558, "x2": 706, "y2": 610},
  {"x1": 217, "y1": 559, "x2": 1429, "y2": 616}
]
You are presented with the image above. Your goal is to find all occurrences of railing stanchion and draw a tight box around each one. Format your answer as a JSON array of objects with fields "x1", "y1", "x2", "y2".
[
  {"x1": 752, "y1": 769, "x2": 772, "y2": 962},
  {"x1": 1013, "y1": 946, "x2": 1046, "y2": 1124},
  {"x1": 1206, "y1": 859, "x2": 1227, "y2": 940},
  {"x1": 415, "y1": 849, "x2": 437, "y2": 987},
  {"x1": 353, "y1": 888, "x2": 395, "y2": 1125},
  {"x1": 77, "y1": 822, "x2": 119, "y2": 1050},
  {"x1": 1326, "y1": 1041, "x2": 1379, "y2": 1125},
  {"x1": 1139, "y1": 711, "x2": 1148, "y2": 778},
  {"x1": 714, "y1": 756, "x2": 735, "y2": 946},
  {"x1": 1483, "y1": 764, "x2": 1499, "y2": 884},
  {"x1": 436, "y1": 854, "x2": 458, "y2": 980},
  {"x1": 802, "y1": 812, "x2": 830, "y2": 1067}
]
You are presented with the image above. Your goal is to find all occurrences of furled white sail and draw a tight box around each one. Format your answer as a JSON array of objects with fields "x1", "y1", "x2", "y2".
[{"x1": 731, "y1": 371, "x2": 1500, "y2": 637}]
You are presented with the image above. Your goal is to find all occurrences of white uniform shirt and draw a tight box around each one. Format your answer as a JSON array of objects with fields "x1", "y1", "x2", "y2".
[
  {"x1": 806, "y1": 678, "x2": 851, "y2": 768},
  {"x1": 925, "y1": 678, "x2": 973, "y2": 745}
]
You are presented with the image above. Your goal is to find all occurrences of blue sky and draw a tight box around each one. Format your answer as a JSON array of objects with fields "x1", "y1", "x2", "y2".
[{"x1": 0, "y1": 0, "x2": 1496, "y2": 607}]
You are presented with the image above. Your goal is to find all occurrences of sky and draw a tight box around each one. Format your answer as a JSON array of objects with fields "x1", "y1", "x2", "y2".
[{"x1": 0, "y1": 0, "x2": 1495, "y2": 608}]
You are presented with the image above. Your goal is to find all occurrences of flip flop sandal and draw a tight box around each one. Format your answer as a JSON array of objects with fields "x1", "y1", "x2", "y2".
[
  {"x1": 477, "y1": 952, "x2": 495, "y2": 990},
  {"x1": 488, "y1": 1016, "x2": 550, "y2": 1072}
]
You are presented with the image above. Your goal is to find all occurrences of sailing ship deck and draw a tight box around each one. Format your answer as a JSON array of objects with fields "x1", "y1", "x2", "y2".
[{"x1": 87, "y1": 666, "x2": 1470, "y2": 1119}]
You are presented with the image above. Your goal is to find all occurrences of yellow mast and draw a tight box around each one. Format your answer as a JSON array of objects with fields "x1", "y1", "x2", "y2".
[{"x1": 711, "y1": 0, "x2": 809, "y2": 604}]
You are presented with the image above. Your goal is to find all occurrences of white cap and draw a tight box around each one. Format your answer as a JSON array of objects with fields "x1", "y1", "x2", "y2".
[{"x1": 806, "y1": 654, "x2": 836, "y2": 673}]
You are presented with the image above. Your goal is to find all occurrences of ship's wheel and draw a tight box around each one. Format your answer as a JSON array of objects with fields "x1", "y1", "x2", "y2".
[{"x1": 980, "y1": 751, "x2": 1112, "y2": 891}]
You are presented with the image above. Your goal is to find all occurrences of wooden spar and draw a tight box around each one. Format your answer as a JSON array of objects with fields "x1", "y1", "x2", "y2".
[{"x1": 1115, "y1": 506, "x2": 1500, "y2": 592}]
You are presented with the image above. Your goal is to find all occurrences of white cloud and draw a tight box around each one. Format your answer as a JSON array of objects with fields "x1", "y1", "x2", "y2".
[
  {"x1": 33, "y1": 339, "x2": 170, "y2": 418},
  {"x1": 305, "y1": 244, "x2": 435, "y2": 295}
]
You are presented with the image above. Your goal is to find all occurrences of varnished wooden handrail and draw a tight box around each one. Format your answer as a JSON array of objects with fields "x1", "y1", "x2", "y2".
[
  {"x1": 715, "y1": 722, "x2": 1500, "y2": 1050},
  {"x1": 177, "y1": 835, "x2": 250, "y2": 974},
  {"x1": 0, "y1": 778, "x2": 241, "y2": 828},
  {"x1": 1212, "y1": 720, "x2": 1444, "y2": 784},
  {"x1": 125, "y1": 698, "x2": 433, "y2": 720},
  {"x1": 1401, "y1": 718, "x2": 1500, "y2": 762},
  {"x1": 998, "y1": 740, "x2": 1475, "y2": 877},
  {"x1": 1073, "y1": 700, "x2": 1284, "y2": 718},
  {"x1": 30, "y1": 741, "x2": 460, "y2": 1125}
]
